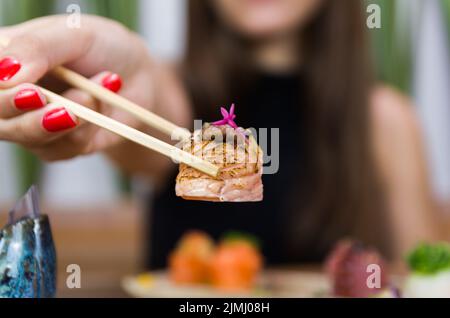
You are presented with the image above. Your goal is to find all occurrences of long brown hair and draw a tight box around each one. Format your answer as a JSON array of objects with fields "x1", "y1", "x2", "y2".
[{"x1": 183, "y1": 1, "x2": 391, "y2": 258}]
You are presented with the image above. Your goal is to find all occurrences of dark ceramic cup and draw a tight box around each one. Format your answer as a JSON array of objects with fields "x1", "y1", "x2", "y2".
[{"x1": 0, "y1": 187, "x2": 57, "y2": 298}]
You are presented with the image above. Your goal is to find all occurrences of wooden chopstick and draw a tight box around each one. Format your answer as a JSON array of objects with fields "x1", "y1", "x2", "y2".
[
  {"x1": 52, "y1": 67, "x2": 192, "y2": 140},
  {"x1": 0, "y1": 36, "x2": 218, "y2": 176},
  {"x1": 40, "y1": 87, "x2": 219, "y2": 178},
  {"x1": 0, "y1": 36, "x2": 191, "y2": 140}
]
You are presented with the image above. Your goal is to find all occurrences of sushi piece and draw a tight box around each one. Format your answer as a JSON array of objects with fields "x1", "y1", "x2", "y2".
[
  {"x1": 403, "y1": 242, "x2": 450, "y2": 298},
  {"x1": 209, "y1": 233, "x2": 263, "y2": 291},
  {"x1": 168, "y1": 231, "x2": 214, "y2": 285},
  {"x1": 176, "y1": 105, "x2": 263, "y2": 202},
  {"x1": 325, "y1": 240, "x2": 389, "y2": 297}
]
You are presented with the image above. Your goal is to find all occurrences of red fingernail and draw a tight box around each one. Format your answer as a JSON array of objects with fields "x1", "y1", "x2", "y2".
[
  {"x1": 102, "y1": 73, "x2": 122, "y2": 93},
  {"x1": 14, "y1": 88, "x2": 46, "y2": 110},
  {"x1": 42, "y1": 107, "x2": 77, "y2": 132},
  {"x1": 0, "y1": 57, "x2": 21, "y2": 81}
]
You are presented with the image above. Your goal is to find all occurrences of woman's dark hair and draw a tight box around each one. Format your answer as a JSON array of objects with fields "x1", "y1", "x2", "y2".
[{"x1": 183, "y1": 1, "x2": 391, "y2": 258}]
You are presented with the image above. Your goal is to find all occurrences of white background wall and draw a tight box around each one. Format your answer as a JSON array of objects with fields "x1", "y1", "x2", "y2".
[
  {"x1": 413, "y1": 0, "x2": 450, "y2": 202},
  {"x1": 0, "y1": 0, "x2": 449, "y2": 209},
  {"x1": 139, "y1": 0, "x2": 187, "y2": 61},
  {"x1": 0, "y1": 143, "x2": 18, "y2": 202}
]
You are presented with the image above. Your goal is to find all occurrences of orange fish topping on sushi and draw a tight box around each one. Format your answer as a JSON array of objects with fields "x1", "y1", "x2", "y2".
[
  {"x1": 169, "y1": 231, "x2": 263, "y2": 291},
  {"x1": 168, "y1": 231, "x2": 214, "y2": 284},
  {"x1": 209, "y1": 235, "x2": 263, "y2": 291}
]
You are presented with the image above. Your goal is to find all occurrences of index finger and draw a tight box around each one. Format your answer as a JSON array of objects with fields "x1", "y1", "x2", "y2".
[{"x1": 0, "y1": 16, "x2": 93, "y2": 88}]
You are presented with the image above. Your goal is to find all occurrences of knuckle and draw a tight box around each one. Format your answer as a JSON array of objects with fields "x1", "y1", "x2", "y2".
[
  {"x1": 32, "y1": 149, "x2": 59, "y2": 162},
  {"x1": 40, "y1": 153, "x2": 63, "y2": 163},
  {"x1": 56, "y1": 133, "x2": 88, "y2": 156},
  {"x1": 16, "y1": 117, "x2": 43, "y2": 145},
  {"x1": 9, "y1": 34, "x2": 50, "y2": 72},
  {"x1": 49, "y1": 149, "x2": 80, "y2": 162},
  {"x1": 99, "y1": 17, "x2": 129, "y2": 35},
  {"x1": 81, "y1": 141, "x2": 95, "y2": 156},
  {"x1": 31, "y1": 145, "x2": 74, "y2": 162},
  {"x1": 14, "y1": 33, "x2": 45, "y2": 53},
  {"x1": 0, "y1": 120, "x2": 11, "y2": 141},
  {"x1": 65, "y1": 129, "x2": 84, "y2": 145},
  {"x1": 61, "y1": 130, "x2": 96, "y2": 156},
  {"x1": 15, "y1": 118, "x2": 30, "y2": 140}
]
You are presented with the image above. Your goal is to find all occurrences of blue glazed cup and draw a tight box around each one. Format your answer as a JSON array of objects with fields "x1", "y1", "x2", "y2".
[{"x1": 0, "y1": 186, "x2": 57, "y2": 298}]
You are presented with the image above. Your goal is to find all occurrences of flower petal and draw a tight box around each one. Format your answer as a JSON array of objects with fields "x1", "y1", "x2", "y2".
[
  {"x1": 221, "y1": 107, "x2": 229, "y2": 118},
  {"x1": 229, "y1": 120, "x2": 238, "y2": 129},
  {"x1": 212, "y1": 119, "x2": 228, "y2": 126},
  {"x1": 229, "y1": 104, "x2": 235, "y2": 116}
]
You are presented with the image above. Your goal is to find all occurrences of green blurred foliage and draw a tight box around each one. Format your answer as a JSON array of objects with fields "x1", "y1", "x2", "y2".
[
  {"x1": 86, "y1": 0, "x2": 138, "y2": 30},
  {"x1": 407, "y1": 242, "x2": 450, "y2": 275},
  {"x1": 366, "y1": 0, "x2": 412, "y2": 93},
  {"x1": 443, "y1": 0, "x2": 450, "y2": 41},
  {"x1": 0, "y1": 0, "x2": 55, "y2": 25},
  {"x1": 14, "y1": 146, "x2": 42, "y2": 194}
]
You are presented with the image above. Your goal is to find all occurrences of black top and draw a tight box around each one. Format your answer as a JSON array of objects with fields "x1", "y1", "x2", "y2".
[{"x1": 146, "y1": 73, "x2": 316, "y2": 269}]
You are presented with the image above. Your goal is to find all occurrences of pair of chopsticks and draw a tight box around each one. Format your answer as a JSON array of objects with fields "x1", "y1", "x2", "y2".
[{"x1": 0, "y1": 37, "x2": 219, "y2": 177}]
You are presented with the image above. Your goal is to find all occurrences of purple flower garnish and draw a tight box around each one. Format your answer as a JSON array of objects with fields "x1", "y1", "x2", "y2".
[{"x1": 212, "y1": 104, "x2": 238, "y2": 129}]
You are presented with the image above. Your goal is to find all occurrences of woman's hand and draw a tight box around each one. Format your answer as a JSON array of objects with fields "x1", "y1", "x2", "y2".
[{"x1": 0, "y1": 15, "x2": 191, "y2": 178}]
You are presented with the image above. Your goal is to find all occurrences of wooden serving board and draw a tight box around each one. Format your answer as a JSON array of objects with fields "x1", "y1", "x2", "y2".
[{"x1": 122, "y1": 270, "x2": 331, "y2": 298}]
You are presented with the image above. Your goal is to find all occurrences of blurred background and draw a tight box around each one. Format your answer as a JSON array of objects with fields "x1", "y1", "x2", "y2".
[{"x1": 0, "y1": 0, "x2": 449, "y2": 297}]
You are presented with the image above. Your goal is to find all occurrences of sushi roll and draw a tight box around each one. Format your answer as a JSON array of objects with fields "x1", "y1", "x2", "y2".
[
  {"x1": 208, "y1": 233, "x2": 263, "y2": 291},
  {"x1": 325, "y1": 240, "x2": 390, "y2": 297},
  {"x1": 176, "y1": 105, "x2": 264, "y2": 202},
  {"x1": 168, "y1": 231, "x2": 215, "y2": 285}
]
